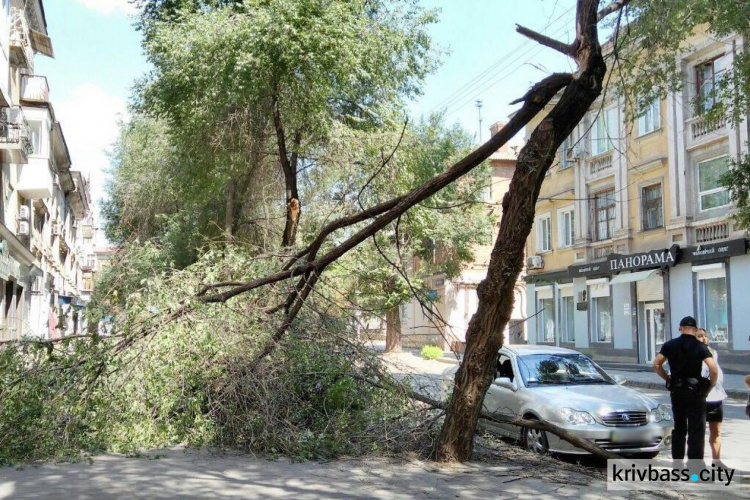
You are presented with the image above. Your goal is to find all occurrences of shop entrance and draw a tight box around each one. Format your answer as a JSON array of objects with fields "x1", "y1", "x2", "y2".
[{"x1": 644, "y1": 302, "x2": 666, "y2": 363}]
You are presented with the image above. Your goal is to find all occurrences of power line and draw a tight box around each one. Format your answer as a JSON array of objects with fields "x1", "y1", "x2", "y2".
[{"x1": 427, "y1": 5, "x2": 576, "y2": 116}]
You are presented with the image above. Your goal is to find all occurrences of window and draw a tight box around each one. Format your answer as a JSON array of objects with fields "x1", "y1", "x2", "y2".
[
  {"x1": 641, "y1": 184, "x2": 663, "y2": 230},
  {"x1": 590, "y1": 108, "x2": 617, "y2": 156},
  {"x1": 27, "y1": 120, "x2": 43, "y2": 156},
  {"x1": 559, "y1": 287, "x2": 575, "y2": 342},
  {"x1": 637, "y1": 99, "x2": 661, "y2": 136},
  {"x1": 537, "y1": 289, "x2": 555, "y2": 343},
  {"x1": 593, "y1": 188, "x2": 616, "y2": 241},
  {"x1": 558, "y1": 206, "x2": 575, "y2": 247},
  {"x1": 496, "y1": 354, "x2": 515, "y2": 382},
  {"x1": 560, "y1": 134, "x2": 574, "y2": 170},
  {"x1": 696, "y1": 268, "x2": 728, "y2": 344},
  {"x1": 536, "y1": 213, "x2": 551, "y2": 252},
  {"x1": 695, "y1": 57, "x2": 729, "y2": 114},
  {"x1": 592, "y1": 295, "x2": 612, "y2": 342},
  {"x1": 698, "y1": 156, "x2": 731, "y2": 211}
]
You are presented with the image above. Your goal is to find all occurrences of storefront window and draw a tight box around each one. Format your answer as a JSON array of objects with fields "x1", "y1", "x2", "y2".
[
  {"x1": 537, "y1": 297, "x2": 555, "y2": 343},
  {"x1": 698, "y1": 276, "x2": 728, "y2": 343},
  {"x1": 560, "y1": 295, "x2": 575, "y2": 342},
  {"x1": 592, "y1": 295, "x2": 612, "y2": 342}
]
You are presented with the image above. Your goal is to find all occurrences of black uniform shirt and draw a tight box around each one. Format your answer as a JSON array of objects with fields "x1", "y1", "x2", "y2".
[{"x1": 659, "y1": 333, "x2": 712, "y2": 380}]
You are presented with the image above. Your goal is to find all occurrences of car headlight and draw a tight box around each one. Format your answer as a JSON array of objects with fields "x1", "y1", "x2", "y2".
[
  {"x1": 650, "y1": 404, "x2": 672, "y2": 423},
  {"x1": 559, "y1": 407, "x2": 595, "y2": 425}
]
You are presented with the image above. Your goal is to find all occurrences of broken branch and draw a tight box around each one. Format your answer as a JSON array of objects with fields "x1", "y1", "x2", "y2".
[{"x1": 516, "y1": 24, "x2": 574, "y2": 58}]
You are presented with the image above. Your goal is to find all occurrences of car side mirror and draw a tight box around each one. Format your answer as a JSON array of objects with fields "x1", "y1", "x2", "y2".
[
  {"x1": 493, "y1": 377, "x2": 516, "y2": 391},
  {"x1": 612, "y1": 375, "x2": 626, "y2": 385}
]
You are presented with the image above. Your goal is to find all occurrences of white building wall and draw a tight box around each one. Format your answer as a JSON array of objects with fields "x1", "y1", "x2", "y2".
[{"x1": 730, "y1": 255, "x2": 750, "y2": 352}]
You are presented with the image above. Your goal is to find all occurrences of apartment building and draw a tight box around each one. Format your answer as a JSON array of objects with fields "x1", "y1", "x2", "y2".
[
  {"x1": 524, "y1": 29, "x2": 750, "y2": 372},
  {"x1": 400, "y1": 122, "x2": 527, "y2": 350},
  {"x1": 0, "y1": 0, "x2": 94, "y2": 339}
]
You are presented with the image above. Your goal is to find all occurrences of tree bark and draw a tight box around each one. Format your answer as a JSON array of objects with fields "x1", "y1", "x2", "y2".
[
  {"x1": 384, "y1": 305, "x2": 402, "y2": 353},
  {"x1": 435, "y1": 0, "x2": 607, "y2": 462}
]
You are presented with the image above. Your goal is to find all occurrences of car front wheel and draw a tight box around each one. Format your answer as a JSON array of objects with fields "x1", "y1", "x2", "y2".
[{"x1": 522, "y1": 417, "x2": 549, "y2": 454}]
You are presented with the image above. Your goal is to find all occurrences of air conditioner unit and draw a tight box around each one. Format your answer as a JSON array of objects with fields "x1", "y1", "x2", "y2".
[
  {"x1": 526, "y1": 255, "x2": 544, "y2": 270},
  {"x1": 51, "y1": 222, "x2": 60, "y2": 236},
  {"x1": 17, "y1": 221, "x2": 29, "y2": 236},
  {"x1": 18, "y1": 205, "x2": 30, "y2": 220}
]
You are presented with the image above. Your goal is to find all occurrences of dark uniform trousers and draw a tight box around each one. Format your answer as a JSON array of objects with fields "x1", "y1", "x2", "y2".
[{"x1": 670, "y1": 391, "x2": 706, "y2": 460}]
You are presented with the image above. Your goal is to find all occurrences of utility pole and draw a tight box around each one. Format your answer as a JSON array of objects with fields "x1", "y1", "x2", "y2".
[{"x1": 475, "y1": 99, "x2": 483, "y2": 143}]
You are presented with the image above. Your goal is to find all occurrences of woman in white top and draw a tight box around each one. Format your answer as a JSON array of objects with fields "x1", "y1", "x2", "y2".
[{"x1": 697, "y1": 328, "x2": 727, "y2": 464}]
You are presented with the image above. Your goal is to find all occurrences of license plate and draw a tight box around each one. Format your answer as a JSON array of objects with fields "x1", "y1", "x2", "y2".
[{"x1": 611, "y1": 429, "x2": 652, "y2": 443}]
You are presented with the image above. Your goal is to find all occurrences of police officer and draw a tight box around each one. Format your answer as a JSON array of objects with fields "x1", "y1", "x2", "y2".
[{"x1": 653, "y1": 316, "x2": 718, "y2": 466}]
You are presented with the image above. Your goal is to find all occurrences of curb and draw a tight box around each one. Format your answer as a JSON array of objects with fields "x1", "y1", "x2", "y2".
[
  {"x1": 436, "y1": 357, "x2": 460, "y2": 365},
  {"x1": 624, "y1": 380, "x2": 748, "y2": 401}
]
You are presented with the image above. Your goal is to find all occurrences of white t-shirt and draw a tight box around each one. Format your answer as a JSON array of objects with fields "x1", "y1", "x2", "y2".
[{"x1": 702, "y1": 348, "x2": 727, "y2": 403}]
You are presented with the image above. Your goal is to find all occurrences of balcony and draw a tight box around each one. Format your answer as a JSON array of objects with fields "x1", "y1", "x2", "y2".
[
  {"x1": 588, "y1": 151, "x2": 613, "y2": 176},
  {"x1": 686, "y1": 115, "x2": 727, "y2": 149},
  {"x1": 21, "y1": 75, "x2": 49, "y2": 102},
  {"x1": 9, "y1": 8, "x2": 33, "y2": 69},
  {"x1": 0, "y1": 107, "x2": 32, "y2": 163},
  {"x1": 693, "y1": 220, "x2": 730, "y2": 244},
  {"x1": 18, "y1": 157, "x2": 53, "y2": 199}
]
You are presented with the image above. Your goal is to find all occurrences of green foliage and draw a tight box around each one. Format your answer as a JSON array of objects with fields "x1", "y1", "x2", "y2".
[
  {"x1": 720, "y1": 155, "x2": 750, "y2": 230},
  {"x1": 420, "y1": 345, "x2": 443, "y2": 361},
  {"x1": 0, "y1": 247, "x2": 426, "y2": 465}
]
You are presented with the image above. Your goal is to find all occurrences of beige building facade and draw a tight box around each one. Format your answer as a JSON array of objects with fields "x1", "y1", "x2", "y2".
[
  {"x1": 524, "y1": 29, "x2": 750, "y2": 371},
  {"x1": 400, "y1": 122, "x2": 527, "y2": 351}
]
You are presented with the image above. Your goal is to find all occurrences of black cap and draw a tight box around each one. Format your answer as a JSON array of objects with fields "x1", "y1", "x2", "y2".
[{"x1": 679, "y1": 316, "x2": 697, "y2": 328}]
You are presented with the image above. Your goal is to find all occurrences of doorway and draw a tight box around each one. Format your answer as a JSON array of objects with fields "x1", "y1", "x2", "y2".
[{"x1": 644, "y1": 302, "x2": 666, "y2": 363}]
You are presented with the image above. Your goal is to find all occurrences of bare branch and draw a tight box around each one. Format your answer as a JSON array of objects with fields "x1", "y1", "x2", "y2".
[
  {"x1": 597, "y1": 0, "x2": 633, "y2": 22},
  {"x1": 516, "y1": 24, "x2": 574, "y2": 58}
]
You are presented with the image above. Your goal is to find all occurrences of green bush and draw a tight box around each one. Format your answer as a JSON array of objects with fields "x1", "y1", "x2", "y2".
[{"x1": 420, "y1": 345, "x2": 443, "y2": 361}]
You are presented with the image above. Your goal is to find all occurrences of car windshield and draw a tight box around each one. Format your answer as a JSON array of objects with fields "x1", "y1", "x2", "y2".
[{"x1": 516, "y1": 353, "x2": 614, "y2": 386}]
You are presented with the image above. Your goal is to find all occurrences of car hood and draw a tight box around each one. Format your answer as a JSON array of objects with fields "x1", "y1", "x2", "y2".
[{"x1": 529, "y1": 384, "x2": 658, "y2": 414}]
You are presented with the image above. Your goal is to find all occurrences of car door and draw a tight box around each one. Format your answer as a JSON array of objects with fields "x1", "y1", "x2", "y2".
[{"x1": 482, "y1": 352, "x2": 520, "y2": 437}]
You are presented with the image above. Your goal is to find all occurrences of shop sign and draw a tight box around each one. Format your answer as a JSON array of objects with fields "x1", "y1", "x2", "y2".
[
  {"x1": 682, "y1": 238, "x2": 747, "y2": 263},
  {"x1": 568, "y1": 245, "x2": 678, "y2": 277},
  {"x1": 0, "y1": 240, "x2": 21, "y2": 281},
  {"x1": 608, "y1": 245, "x2": 678, "y2": 272},
  {"x1": 568, "y1": 262, "x2": 607, "y2": 277}
]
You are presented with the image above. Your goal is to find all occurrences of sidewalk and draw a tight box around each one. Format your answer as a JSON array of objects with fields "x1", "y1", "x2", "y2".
[{"x1": 606, "y1": 368, "x2": 750, "y2": 401}]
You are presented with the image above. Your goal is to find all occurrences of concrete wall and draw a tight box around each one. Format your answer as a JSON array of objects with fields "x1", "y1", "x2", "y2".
[{"x1": 668, "y1": 264, "x2": 693, "y2": 340}]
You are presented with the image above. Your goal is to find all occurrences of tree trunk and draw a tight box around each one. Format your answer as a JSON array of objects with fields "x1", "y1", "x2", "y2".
[
  {"x1": 271, "y1": 90, "x2": 302, "y2": 248},
  {"x1": 384, "y1": 305, "x2": 402, "y2": 353},
  {"x1": 435, "y1": 0, "x2": 607, "y2": 462}
]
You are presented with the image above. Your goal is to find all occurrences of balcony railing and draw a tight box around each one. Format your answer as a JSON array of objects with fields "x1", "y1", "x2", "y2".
[
  {"x1": 0, "y1": 107, "x2": 33, "y2": 157},
  {"x1": 593, "y1": 245, "x2": 614, "y2": 260},
  {"x1": 21, "y1": 75, "x2": 50, "y2": 102},
  {"x1": 9, "y1": 8, "x2": 33, "y2": 69},
  {"x1": 589, "y1": 152, "x2": 613, "y2": 175},
  {"x1": 694, "y1": 221, "x2": 730, "y2": 244},
  {"x1": 686, "y1": 115, "x2": 727, "y2": 148}
]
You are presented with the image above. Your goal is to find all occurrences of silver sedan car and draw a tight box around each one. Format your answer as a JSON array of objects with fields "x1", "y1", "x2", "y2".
[{"x1": 467, "y1": 345, "x2": 674, "y2": 457}]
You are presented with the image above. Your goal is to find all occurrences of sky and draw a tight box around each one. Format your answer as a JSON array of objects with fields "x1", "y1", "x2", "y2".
[{"x1": 37, "y1": 0, "x2": 580, "y2": 231}]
